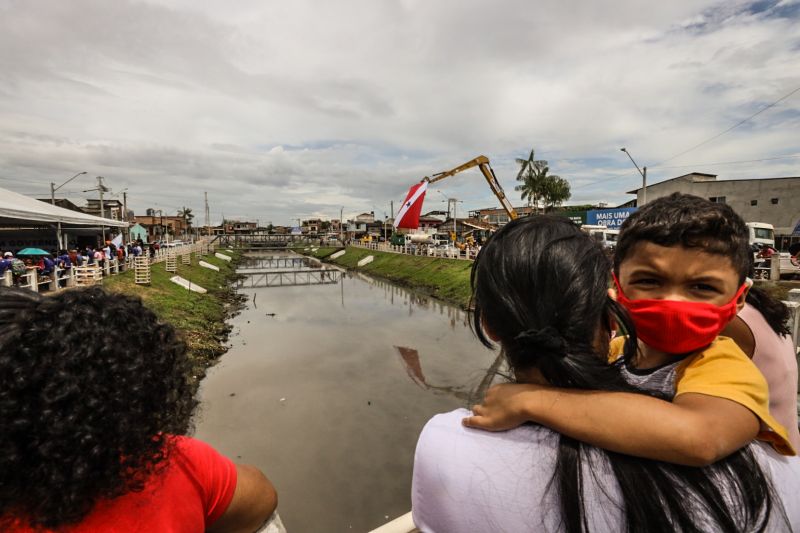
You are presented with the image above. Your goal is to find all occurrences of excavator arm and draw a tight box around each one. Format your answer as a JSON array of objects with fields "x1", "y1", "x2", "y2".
[{"x1": 423, "y1": 155, "x2": 518, "y2": 220}]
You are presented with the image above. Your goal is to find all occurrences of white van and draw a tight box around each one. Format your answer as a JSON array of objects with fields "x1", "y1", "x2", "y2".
[{"x1": 580, "y1": 225, "x2": 620, "y2": 251}]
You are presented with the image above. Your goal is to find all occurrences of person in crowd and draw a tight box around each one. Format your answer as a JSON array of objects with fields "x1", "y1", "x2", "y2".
[
  {"x1": 464, "y1": 193, "x2": 794, "y2": 464},
  {"x1": 8, "y1": 254, "x2": 26, "y2": 285},
  {"x1": 0, "y1": 253, "x2": 13, "y2": 278},
  {"x1": 84, "y1": 246, "x2": 94, "y2": 265},
  {"x1": 68, "y1": 248, "x2": 81, "y2": 267},
  {"x1": 33, "y1": 254, "x2": 54, "y2": 279},
  {"x1": 55, "y1": 250, "x2": 71, "y2": 286},
  {"x1": 721, "y1": 273, "x2": 800, "y2": 449},
  {"x1": 0, "y1": 286, "x2": 278, "y2": 532},
  {"x1": 94, "y1": 247, "x2": 105, "y2": 270},
  {"x1": 412, "y1": 215, "x2": 800, "y2": 532}
]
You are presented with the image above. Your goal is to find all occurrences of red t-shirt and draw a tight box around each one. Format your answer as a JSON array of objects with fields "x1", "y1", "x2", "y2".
[{"x1": 8, "y1": 436, "x2": 237, "y2": 532}]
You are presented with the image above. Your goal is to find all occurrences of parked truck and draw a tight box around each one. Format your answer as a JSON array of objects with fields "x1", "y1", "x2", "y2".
[{"x1": 746, "y1": 222, "x2": 775, "y2": 248}]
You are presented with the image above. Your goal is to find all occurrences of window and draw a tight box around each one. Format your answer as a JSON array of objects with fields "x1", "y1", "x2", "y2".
[
  {"x1": 751, "y1": 200, "x2": 758, "y2": 206},
  {"x1": 708, "y1": 196, "x2": 726, "y2": 203},
  {"x1": 771, "y1": 198, "x2": 779, "y2": 205},
  {"x1": 754, "y1": 228, "x2": 774, "y2": 240}
]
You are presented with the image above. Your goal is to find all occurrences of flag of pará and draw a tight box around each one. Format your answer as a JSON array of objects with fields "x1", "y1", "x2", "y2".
[
  {"x1": 111, "y1": 234, "x2": 123, "y2": 248},
  {"x1": 393, "y1": 181, "x2": 428, "y2": 229}
]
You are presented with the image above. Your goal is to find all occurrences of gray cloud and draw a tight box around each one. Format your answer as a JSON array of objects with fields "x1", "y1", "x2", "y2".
[{"x1": 0, "y1": 0, "x2": 798, "y2": 223}]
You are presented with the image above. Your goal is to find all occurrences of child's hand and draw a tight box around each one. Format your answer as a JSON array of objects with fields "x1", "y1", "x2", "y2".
[{"x1": 462, "y1": 383, "x2": 542, "y2": 431}]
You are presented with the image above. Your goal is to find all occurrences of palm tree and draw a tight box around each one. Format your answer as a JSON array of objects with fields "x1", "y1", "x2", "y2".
[
  {"x1": 514, "y1": 148, "x2": 548, "y2": 214},
  {"x1": 177, "y1": 207, "x2": 194, "y2": 234}
]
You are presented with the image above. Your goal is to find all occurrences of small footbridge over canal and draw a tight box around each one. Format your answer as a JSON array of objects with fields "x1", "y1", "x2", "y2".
[
  {"x1": 235, "y1": 255, "x2": 342, "y2": 288},
  {"x1": 211, "y1": 233, "x2": 327, "y2": 249}
]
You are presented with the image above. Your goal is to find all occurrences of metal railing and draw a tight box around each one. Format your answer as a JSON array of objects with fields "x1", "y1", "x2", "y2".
[
  {"x1": 3, "y1": 240, "x2": 216, "y2": 293},
  {"x1": 349, "y1": 241, "x2": 479, "y2": 261}
]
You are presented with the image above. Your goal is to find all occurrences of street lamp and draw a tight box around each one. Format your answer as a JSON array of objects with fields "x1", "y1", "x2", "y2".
[
  {"x1": 620, "y1": 147, "x2": 647, "y2": 206},
  {"x1": 339, "y1": 206, "x2": 344, "y2": 243},
  {"x1": 50, "y1": 171, "x2": 87, "y2": 249},
  {"x1": 51, "y1": 171, "x2": 87, "y2": 205}
]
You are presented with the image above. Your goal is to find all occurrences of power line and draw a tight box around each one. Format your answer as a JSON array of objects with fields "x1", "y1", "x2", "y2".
[
  {"x1": 571, "y1": 153, "x2": 800, "y2": 191},
  {"x1": 656, "y1": 83, "x2": 800, "y2": 165},
  {"x1": 650, "y1": 153, "x2": 800, "y2": 171}
]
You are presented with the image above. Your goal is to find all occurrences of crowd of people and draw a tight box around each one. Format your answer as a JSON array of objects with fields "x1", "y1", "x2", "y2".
[
  {"x1": 0, "y1": 193, "x2": 798, "y2": 532},
  {"x1": 0, "y1": 239, "x2": 158, "y2": 286}
]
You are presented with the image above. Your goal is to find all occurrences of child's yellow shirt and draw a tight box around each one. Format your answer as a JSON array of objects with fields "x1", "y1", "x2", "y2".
[{"x1": 610, "y1": 336, "x2": 795, "y2": 456}]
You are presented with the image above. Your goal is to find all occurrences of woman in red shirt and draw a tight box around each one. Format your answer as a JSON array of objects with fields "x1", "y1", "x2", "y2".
[{"x1": 0, "y1": 287, "x2": 277, "y2": 532}]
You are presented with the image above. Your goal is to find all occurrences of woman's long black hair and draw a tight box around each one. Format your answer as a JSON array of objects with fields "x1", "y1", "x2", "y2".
[{"x1": 471, "y1": 215, "x2": 779, "y2": 533}]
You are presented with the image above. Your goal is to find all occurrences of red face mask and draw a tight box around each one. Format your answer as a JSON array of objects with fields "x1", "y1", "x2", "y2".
[{"x1": 612, "y1": 273, "x2": 748, "y2": 354}]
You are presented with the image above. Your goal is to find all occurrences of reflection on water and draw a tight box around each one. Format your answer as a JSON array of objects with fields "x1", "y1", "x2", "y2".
[{"x1": 193, "y1": 255, "x2": 500, "y2": 532}]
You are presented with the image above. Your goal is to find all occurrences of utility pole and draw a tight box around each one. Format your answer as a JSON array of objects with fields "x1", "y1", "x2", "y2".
[
  {"x1": 204, "y1": 191, "x2": 210, "y2": 236},
  {"x1": 98, "y1": 176, "x2": 107, "y2": 243},
  {"x1": 452, "y1": 198, "x2": 457, "y2": 242},
  {"x1": 122, "y1": 191, "x2": 130, "y2": 243},
  {"x1": 339, "y1": 206, "x2": 344, "y2": 243}
]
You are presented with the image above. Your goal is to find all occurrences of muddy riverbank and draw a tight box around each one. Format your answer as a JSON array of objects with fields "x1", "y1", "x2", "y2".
[{"x1": 103, "y1": 250, "x2": 246, "y2": 384}]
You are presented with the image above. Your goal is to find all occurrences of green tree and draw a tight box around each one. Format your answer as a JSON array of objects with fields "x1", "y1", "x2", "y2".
[{"x1": 540, "y1": 174, "x2": 571, "y2": 211}]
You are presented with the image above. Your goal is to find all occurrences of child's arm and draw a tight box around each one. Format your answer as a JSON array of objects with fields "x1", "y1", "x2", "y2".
[{"x1": 462, "y1": 383, "x2": 759, "y2": 467}]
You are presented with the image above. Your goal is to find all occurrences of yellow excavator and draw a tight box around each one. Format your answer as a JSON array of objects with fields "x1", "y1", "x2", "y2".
[
  {"x1": 421, "y1": 155, "x2": 518, "y2": 250},
  {"x1": 422, "y1": 155, "x2": 519, "y2": 221}
]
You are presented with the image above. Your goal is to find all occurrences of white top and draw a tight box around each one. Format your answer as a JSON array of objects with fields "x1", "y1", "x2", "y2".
[{"x1": 412, "y1": 409, "x2": 800, "y2": 533}]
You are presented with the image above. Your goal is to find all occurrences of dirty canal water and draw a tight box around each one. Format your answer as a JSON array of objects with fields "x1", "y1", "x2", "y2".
[{"x1": 194, "y1": 253, "x2": 500, "y2": 532}]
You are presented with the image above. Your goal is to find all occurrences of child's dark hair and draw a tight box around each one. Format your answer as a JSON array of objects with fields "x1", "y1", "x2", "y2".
[
  {"x1": 471, "y1": 215, "x2": 778, "y2": 533},
  {"x1": 613, "y1": 193, "x2": 751, "y2": 284}
]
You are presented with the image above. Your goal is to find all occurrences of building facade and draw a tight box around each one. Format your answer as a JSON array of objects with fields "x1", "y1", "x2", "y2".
[{"x1": 628, "y1": 173, "x2": 800, "y2": 235}]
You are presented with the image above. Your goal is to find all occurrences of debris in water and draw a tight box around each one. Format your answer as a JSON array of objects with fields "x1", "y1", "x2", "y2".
[
  {"x1": 229, "y1": 393, "x2": 236, "y2": 397},
  {"x1": 266, "y1": 313, "x2": 276, "y2": 317},
  {"x1": 367, "y1": 401, "x2": 371, "y2": 406},
  {"x1": 280, "y1": 397, "x2": 286, "y2": 405}
]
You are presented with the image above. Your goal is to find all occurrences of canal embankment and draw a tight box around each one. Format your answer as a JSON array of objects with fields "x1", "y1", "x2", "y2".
[
  {"x1": 298, "y1": 246, "x2": 473, "y2": 309},
  {"x1": 102, "y1": 250, "x2": 245, "y2": 380}
]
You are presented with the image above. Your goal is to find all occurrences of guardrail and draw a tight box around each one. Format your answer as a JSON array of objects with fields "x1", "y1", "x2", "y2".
[
  {"x1": 3, "y1": 240, "x2": 216, "y2": 294},
  {"x1": 349, "y1": 241, "x2": 479, "y2": 261}
]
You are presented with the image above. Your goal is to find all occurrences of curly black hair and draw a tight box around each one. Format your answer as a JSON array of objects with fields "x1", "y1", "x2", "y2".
[{"x1": 0, "y1": 286, "x2": 197, "y2": 529}]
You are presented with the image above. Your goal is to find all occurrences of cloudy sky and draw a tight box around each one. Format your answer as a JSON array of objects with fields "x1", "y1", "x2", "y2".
[{"x1": 1, "y1": 0, "x2": 798, "y2": 225}]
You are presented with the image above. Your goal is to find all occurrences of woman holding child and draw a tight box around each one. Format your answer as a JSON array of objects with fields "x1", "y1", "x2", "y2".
[{"x1": 413, "y1": 202, "x2": 800, "y2": 532}]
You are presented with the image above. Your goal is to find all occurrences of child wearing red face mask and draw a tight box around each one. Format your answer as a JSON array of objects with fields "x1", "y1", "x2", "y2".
[{"x1": 463, "y1": 193, "x2": 795, "y2": 465}]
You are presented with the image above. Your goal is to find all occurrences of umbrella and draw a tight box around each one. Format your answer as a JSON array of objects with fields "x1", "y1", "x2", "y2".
[{"x1": 16, "y1": 248, "x2": 51, "y2": 257}]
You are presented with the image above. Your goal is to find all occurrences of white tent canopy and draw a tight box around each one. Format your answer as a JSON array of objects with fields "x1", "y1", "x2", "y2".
[{"x1": 0, "y1": 186, "x2": 126, "y2": 227}]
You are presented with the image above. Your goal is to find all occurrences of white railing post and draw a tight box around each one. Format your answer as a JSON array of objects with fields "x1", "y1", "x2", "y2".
[
  {"x1": 2, "y1": 270, "x2": 11, "y2": 287},
  {"x1": 28, "y1": 270, "x2": 39, "y2": 293}
]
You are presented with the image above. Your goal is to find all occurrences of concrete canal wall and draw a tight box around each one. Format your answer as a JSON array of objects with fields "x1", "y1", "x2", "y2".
[{"x1": 300, "y1": 246, "x2": 473, "y2": 309}]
